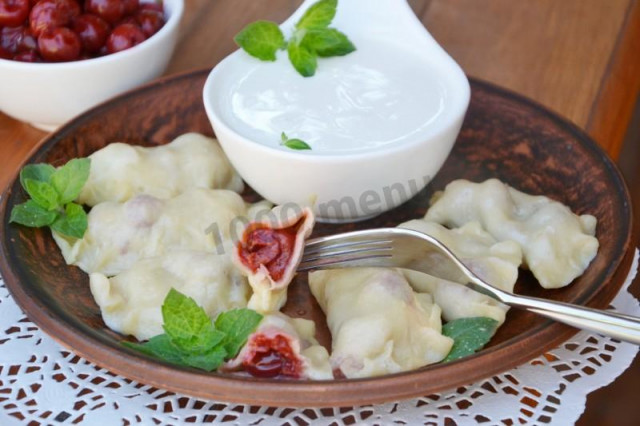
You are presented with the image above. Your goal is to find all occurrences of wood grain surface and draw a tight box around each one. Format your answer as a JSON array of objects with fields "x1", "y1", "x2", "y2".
[{"x1": 0, "y1": 0, "x2": 638, "y2": 422}]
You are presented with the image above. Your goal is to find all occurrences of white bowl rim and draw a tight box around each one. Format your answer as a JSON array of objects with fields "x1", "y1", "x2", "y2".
[
  {"x1": 0, "y1": 0, "x2": 184, "y2": 69},
  {"x1": 202, "y1": 52, "x2": 471, "y2": 163}
]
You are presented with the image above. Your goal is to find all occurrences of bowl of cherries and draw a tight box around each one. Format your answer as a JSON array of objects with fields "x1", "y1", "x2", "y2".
[{"x1": 0, "y1": 0, "x2": 183, "y2": 130}]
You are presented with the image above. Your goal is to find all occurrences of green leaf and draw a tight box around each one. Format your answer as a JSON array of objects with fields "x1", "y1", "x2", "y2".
[
  {"x1": 123, "y1": 290, "x2": 262, "y2": 372},
  {"x1": 23, "y1": 179, "x2": 59, "y2": 211},
  {"x1": 181, "y1": 346, "x2": 228, "y2": 371},
  {"x1": 123, "y1": 334, "x2": 185, "y2": 365},
  {"x1": 280, "y1": 132, "x2": 312, "y2": 150},
  {"x1": 442, "y1": 317, "x2": 499, "y2": 362},
  {"x1": 287, "y1": 41, "x2": 317, "y2": 77},
  {"x1": 50, "y1": 203, "x2": 87, "y2": 239},
  {"x1": 124, "y1": 335, "x2": 228, "y2": 372},
  {"x1": 20, "y1": 164, "x2": 56, "y2": 189},
  {"x1": 215, "y1": 309, "x2": 263, "y2": 358},
  {"x1": 284, "y1": 139, "x2": 312, "y2": 150},
  {"x1": 234, "y1": 20, "x2": 285, "y2": 61},
  {"x1": 302, "y1": 28, "x2": 355, "y2": 57},
  {"x1": 161, "y1": 289, "x2": 225, "y2": 353},
  {"x1": 51, "y1": 158, "x2": 91, "y2": 204},
  {"x1": 296, "y1": 0, "x2": 337, "y2": 30},
  {"x1": 10, "y1": 200, "x2": 58, "y2": 227}
]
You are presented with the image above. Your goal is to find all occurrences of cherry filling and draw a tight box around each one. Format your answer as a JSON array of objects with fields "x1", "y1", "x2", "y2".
[
  {"x1": 242, "y1": 334, "x2": 303, "y2": 378},
  {"x1": 237, "y1": 219, "x2": 303, "y2": 282}
]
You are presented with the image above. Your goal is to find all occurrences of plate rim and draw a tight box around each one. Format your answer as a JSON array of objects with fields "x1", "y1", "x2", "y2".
[{"x1": 0, "y1": 69, "x2": 634, "y2": 407}]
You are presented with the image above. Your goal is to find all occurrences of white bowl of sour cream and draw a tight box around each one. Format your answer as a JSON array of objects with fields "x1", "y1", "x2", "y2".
[{"x1": 203, "y1": 0, "x2": 470, "y2": 222}]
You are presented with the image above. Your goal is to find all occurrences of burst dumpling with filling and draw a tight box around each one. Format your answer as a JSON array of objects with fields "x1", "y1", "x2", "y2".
[
  {"x1": 53, "y1": 189, "x2": 246, "y2": 275},
  {"x1": 78, "y1": 133, "x2": 244, "y2": 206},
  {"x1": 89, "y1": 251, "x2": 250, "y2": 341},
  {"x1": 425, "y1": 179, "x2": 598, "y2": 289},
  {"x1": 309, "y1": 268, "x2": 453, "y2": 379},
  {"x1": 233, "y1": 205, "x2": 314, "y2": 313},
  {"x1": 224, "y1": 313, "x2": 333, "y2": 380}
]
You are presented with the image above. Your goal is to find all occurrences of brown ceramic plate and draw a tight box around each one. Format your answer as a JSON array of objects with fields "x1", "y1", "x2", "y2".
[{"x1": 0, "y1": 70, "x2": 634, "y2": 407}]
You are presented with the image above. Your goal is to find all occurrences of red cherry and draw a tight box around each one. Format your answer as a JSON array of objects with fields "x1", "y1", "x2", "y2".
[
  {"x1": 13, "y1": 49, "x2": 41, "y2": 61},
  {"x1": 0, "y1": 0, "x2": 29, "y2": 27},
  {"x1": 116, "y1": 14, "x2": 135, "y2": 25},
  {"x1": 84, "y1": 0, "x2": 124, "y2": 24},
  {"x1": 72, "y1": 13, "x2": 109, "y2": 53},
  {"x1": 121, "y1": 0, "x2": 137, "y2": 15},
  {"x1": 139, "y1": 1, "x2": 162, "y2": 13},
  {"x1": 105, "y1": 22, "x2": 144, "y2": 53},
  {"x1": 0, "y1": 25, "x2": 21, "y2": 52},
  {"x1": 59, "y1": 0, "x2": 80, "y2": 17},
  {"x1": 38, "y1": 26, "x2": 81, "y2": 61},
  {"x1": 18, "y1": 25, "x2": 35, "y2": 51},
  {"x1": 0, "y1": 45, "x2": 11, "y2": 58},
  {"x1": 30, "y1": 0, "x2": 80, "y2": 37},
  {"x1": 0, "y1": 25, "x2": 36, "y2": 54},
  {"x1": 135, "y1": 8, "x2": 163, "y2": 37}
]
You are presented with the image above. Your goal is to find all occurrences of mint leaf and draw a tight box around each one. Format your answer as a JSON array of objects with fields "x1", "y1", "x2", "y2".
[
  {"x1": 215, "y1": 308, "x2": 263, "y2": 358},
  {"x1": 162, "y1": 289, "x2": 225, "y2": 353},
  {"x1": 23, "y1": 179, "x2": 59, "y2": 211},
  {"x1": 442, "y1": 317, "x2": 499, "y2": 362},
  {"x1": 125, "y1": 334, "x2": 227, "y2": 372},
  {"x1": 20, "y1": 164, "x2": 56, "y2": 189},
  {"x1": 51, "y1": 158, "x2": 91, "y2": 204},
  {"x1": 234, "y1": 20, "x2": 285, "y2": 61},
  {"x1": 303, "y1": 28, "x2": 355, "y2": 57},
  {"x1": 287, "y1": 42, "x2": 317, "y2": 77},
  {"x1": 123, "y1": 334, "x2": 185, "y2": 365},
  {"x1": 12, "y1": 158, "x2": 92, "y2": 238},
  {"x1": 10, "y1": 200, "x2": 58, "y2": 227},
  {"x1": 50, "y1": 203, "x2": 87, "y2": 239},
  {"x1": 234, "y1": 0, "x2": 354, "y2": 77},
  {"x1": 123, "y1": 290, "x2": 260, "y2": 372},
  {"x1": 280, "y1": 132, "x2": 312, "y2": 150},
  {"x1": 181, "y1": 346, "x2": 228, "y2": 371},
  {"x1": 283, "y1": 139, "x2": 312, "y2": 150},
  {"x1": 296, "y1": 0, "x2": 337, "y2": 29}
]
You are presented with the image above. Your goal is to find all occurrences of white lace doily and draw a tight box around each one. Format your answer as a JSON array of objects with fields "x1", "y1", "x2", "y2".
[{"x1": 0, "y1": 250, "x2": 637, "y2": 426}]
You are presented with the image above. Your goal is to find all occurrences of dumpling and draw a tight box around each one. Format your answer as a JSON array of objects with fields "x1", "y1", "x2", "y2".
[
  {"x1": 309, "y1": 268, "x2": 453, "y2": 379},
  {"x1": 89, "y1": 251, "x2": 250, "y2": 341},
  {"x1": 401, "y1": 270, "x2": 507, "y2": 325},
  {"x1": 233, "y1": 205, "x2": 314, "y2": 313},
  {"x1": 398, "y1": 220, "x2": 523, "y2": 325},
  {"x1": 53, "y1": 189, "x2": 247, "y2": 275},
  {"x1": 399, "y1": 220, "x2": 522, "y2": 290},
  {"x1": 224, "y1": 313, "x2": 333, "y2": 380},
  {"x1": 425, "y1": 179, "x2": 599, "y2": 289},
  {"x1": 78, "y1": 133, "x2": 244, "y2": 206}
]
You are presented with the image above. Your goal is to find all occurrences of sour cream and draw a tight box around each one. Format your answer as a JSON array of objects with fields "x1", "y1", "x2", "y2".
[{"x1": 217, "y1": 39, "x2": 449, "y2": 153}]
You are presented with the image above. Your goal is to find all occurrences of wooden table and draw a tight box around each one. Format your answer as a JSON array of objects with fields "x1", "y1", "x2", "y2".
[{"x1": 1, "y1": 1, "x2": 638, "y2": 424}]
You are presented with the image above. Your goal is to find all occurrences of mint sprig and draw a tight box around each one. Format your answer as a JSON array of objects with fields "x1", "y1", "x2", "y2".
[
  {"x1": 234, "y1": 21, "x2": 286, "y2": 61},
  {"x1": 442, "y1": 317, "x2": 499, "y2": 362},
  {"x1": 234, "y1": 0, "x2": 355, "y2": 77},
  {"x1": 10, "y1": 158, "x2": 91, "y2": 239},
  {"x1": 296, "y1": 0, "x2": 337, "y2": 29},
  {"x1": 123, "y1": 289, "x2": 263, "y2": 372},
  {"x1": 281, "y1": 132, "x2": 312, "y2": 150}
]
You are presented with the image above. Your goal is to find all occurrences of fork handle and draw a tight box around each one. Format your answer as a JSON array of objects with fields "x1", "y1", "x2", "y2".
[{"x1": 502, "y1": 293, "x2": 640, "y2": 345}]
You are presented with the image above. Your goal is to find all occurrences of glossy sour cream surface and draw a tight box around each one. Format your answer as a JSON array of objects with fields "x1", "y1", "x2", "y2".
[{"x1": 218, "y1": 39, "x2": 449, "y2": 154}]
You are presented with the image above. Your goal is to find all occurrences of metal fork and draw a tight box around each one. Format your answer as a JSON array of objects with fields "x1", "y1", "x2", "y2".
[{"x1": 298, "y1": 228, "x2": 640, "y2": 344}]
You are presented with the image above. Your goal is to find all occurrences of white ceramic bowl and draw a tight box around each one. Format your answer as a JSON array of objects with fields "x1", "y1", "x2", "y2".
[
  {"x1": 0, "y1": 0, "x2": 184, "y2": 131},
  {"x1": 203, "y1": 0, "x2": 470, "y2": 222}
]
